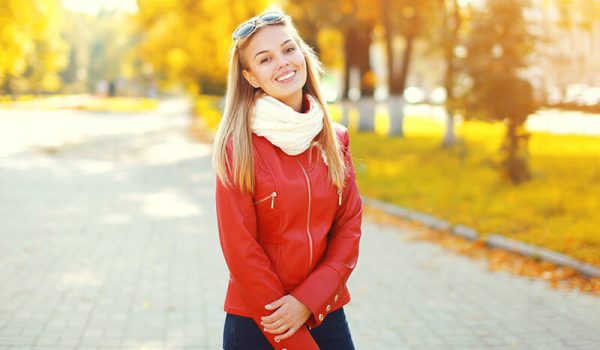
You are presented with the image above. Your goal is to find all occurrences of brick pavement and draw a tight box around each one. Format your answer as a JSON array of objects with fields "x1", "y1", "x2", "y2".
[{"x1": 0, "y1": 104, "x2": 599, "y2": 349}]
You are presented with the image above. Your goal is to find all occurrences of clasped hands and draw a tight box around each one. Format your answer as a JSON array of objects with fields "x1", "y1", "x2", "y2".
[{"x1": 261, "y1": 294, "x2": 312, "y2": 342}]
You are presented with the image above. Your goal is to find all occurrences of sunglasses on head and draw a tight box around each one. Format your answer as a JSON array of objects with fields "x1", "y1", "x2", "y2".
[{"x1": 232, "y1": 12, "x2": 285, "y2": 41}]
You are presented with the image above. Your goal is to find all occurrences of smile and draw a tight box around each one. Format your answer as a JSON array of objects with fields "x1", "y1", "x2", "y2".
[{"x1": 275, "y1": 70, "x2": 296, "y2": 82}]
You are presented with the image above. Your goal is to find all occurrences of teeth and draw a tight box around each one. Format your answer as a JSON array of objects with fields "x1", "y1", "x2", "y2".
[{"x1": 277, "y1": 71, "x2": 295, "y2": 81}]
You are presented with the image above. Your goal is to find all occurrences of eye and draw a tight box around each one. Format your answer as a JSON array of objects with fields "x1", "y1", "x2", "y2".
[
  {"x1": 259, "y1": 57, "x2": 271, "y2": 64},
  {"x1": 285, "y1": 47, "x2": 296, "y2": 53}
]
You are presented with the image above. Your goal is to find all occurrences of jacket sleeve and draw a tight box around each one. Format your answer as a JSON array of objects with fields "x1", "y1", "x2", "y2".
[
  {"x1": 216, "y1": 141, "x2": 319, "y2": 350},
  {"x1": 290, "y1": 128, "x2": 363, "y2": 328}
]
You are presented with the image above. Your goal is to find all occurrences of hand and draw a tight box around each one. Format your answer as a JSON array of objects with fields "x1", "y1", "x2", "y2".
[{"x1": 261, "y1": 295, "x2": 312, "y2": 342}]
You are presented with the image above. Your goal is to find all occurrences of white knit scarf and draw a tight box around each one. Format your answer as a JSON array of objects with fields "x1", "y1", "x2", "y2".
[{"x1": 252, "y1": 94, "x2": 324, "y2": 157}]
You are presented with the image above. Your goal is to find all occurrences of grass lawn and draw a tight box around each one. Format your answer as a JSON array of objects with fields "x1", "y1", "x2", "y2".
[
  {"x1": 341, "y1": 111, "x2": 600, "y2": 268},
  {"x1": 197, "y1": 96, "x2": 600, "y2": 267},
  {"x1": 71, "y1": 96, "x2": 158, "y2": 112},
  {"x1": 0, "y1": 94, "x2": 158, "y2": 113}
]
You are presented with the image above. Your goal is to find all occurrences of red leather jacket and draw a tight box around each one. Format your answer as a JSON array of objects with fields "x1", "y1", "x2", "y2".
[{"x1": 215, "y1": 122, "x2": 363, "y2": 349}]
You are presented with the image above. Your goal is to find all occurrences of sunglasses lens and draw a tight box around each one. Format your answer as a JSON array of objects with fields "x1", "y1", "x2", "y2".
[
  {"x1": 233, "y1": 22, "x2": 255, "y2": 39},
  {"x1": 261, "y1": 12, "x2": 283, "y2": 23}
]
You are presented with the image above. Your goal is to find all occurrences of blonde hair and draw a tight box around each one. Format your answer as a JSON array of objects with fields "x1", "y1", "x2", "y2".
[{"x1": 212, "y1": 11, "x2": 346, "y2": 195}]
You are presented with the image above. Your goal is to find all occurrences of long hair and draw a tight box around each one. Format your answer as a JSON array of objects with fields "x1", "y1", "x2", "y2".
[{"x1": 212, "y1": 12, "x2": 346, "y2": 195}]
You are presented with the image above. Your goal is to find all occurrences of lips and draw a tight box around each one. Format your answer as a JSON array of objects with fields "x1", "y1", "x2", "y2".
[{"x1": 275, "y1": 70, "x2": 296, "y2": 82}]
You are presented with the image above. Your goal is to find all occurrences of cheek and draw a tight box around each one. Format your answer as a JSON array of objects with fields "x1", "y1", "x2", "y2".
[
  {"x1": 252, "y1": 66, "x2": 272, "y2": 85},
  {"x1": 293, "y1": 54, "x2": 307, "y2": 76},
  {"x1": 294, "y1": 53, "x2": 306, "y2": 68}
]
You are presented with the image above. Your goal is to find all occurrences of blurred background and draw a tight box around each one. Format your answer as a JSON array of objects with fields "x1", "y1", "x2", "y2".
[{"x1": 1, "y1": 0, "x2": 599, "y2": 268}]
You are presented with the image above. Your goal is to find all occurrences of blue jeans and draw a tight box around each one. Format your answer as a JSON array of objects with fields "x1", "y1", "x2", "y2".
[{"x1": 223, "y1": 307, "x2": 356, "y2": 350}]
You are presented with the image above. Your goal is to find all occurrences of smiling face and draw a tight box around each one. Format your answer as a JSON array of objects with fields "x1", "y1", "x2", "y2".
[{"x1": 240, "y1": 25, "x2": 307, "y2": 112}]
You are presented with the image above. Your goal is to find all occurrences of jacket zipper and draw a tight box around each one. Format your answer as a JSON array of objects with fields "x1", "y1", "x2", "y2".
[
  {"x1": 254, "y1": 191, "x2": 277, "y2": 209},
  {"x1": 294, "y1": 158, "x2": 313, "y2": 271},
  {"x1": 337, "y1": 189, "x2": 343, "y2": 206}
]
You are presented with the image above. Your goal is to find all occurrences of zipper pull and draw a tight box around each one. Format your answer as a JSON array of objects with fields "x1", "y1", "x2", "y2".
[
  {"x1": 337, "y1": 189, "x2": 342, "y2": 206},
  {"x1": 271, "y1": 192, "x2": 277, "y2": 209}
]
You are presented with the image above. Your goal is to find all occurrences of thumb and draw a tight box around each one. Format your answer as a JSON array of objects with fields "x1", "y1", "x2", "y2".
[{"x1": 265, "y1": 296, "x2": 286, "y2": 310}]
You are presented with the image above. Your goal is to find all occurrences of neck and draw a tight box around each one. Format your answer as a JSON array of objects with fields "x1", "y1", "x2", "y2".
[{"x1": 279, "y1": 90, "x2": 303, "y2": 112}]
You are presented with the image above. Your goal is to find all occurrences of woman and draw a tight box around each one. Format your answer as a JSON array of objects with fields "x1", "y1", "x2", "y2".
[{"x1": 212, "y1": 10, "x2": 363, "y2": 350}]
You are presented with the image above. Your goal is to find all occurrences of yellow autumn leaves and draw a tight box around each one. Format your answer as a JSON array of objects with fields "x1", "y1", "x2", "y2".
[
  {"x1": 0, "y1": 0, "x2": 68, "y2": 93},
  {"x1": 132, "y1": 0, "x2": 269, "y2": 94}
]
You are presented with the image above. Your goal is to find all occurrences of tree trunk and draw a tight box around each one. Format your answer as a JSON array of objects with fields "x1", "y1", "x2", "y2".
[
  {"x1": 342, "y1": 28, "x2": 353, "y2": 100},
  {"x1": 380, "y1": 0, "x2": 404, "y2": 137},
  {"x1": 2, "y1": 77, "x2": 16, "y2": 100},
  {"x1": 397, "y1": 34, "x2": 414, "y2": 95},
  {"x1": 502, "y1": 116, "x2": 531, "y2": 184},
  {"x1": 442, "y1": 112, "x2": 456, "y2": 146},
  {"x1": 304, "y1": 21, "x2": 321, "y2": 57},
  {"x1": 387, "y1": 33, "x2": 415, "y2": 137},
  {"x1": 341, "y1": 28, "x2": 354, "y2": 127},
  {"x1": 355, "y1": 23, "x2": 375, "y2": 132},
  {"x1": 356, "y1": 22, "x2": 373, "y2": 97},
  {"x1": 441, "y1": 0, "x2": 461, "y2": 147}
]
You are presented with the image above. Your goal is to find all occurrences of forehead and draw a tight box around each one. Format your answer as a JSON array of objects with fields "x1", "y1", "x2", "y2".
[{"x1": 243, "y1": 25, "x2": 295, "y2": 55}]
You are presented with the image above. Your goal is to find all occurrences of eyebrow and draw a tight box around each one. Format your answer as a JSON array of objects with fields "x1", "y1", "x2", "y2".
[{"x1": 254, "y1": 39, "x2": 293, "y2": 59}]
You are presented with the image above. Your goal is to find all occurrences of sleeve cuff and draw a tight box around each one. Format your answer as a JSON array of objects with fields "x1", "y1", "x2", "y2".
[{"x1": 291, "y1": 264, "x2": 345, "y2": 328}]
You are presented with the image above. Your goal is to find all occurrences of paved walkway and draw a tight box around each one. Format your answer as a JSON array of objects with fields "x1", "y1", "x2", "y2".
[{"x1": 0, "y1": 101, "x2": 599, "y2": 350}]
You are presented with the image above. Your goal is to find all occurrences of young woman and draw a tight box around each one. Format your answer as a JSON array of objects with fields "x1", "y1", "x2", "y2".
[{"x1": 212, "y1": 10, "x2": 363, "y2": 350}]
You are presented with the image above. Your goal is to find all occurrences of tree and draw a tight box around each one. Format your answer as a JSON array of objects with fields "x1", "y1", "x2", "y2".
[
  {"x1": 379, "y1": 0, "x2": 438, "y2": 136},
  {"x1": 133, "y1": 0, "x2": 268, "y2": 96},
  {"x1": 462, "y1": 0, "x2": 538, "y2": 184},
  {"x1": 285, "y1": 0, "x2": 380, "y2": 130},
  {"x1": 0, "y1": 0, "x2": 69, "y2": 96},
  {"x1": 437, "y1": 0, "x2": 463, "y2": 147}
]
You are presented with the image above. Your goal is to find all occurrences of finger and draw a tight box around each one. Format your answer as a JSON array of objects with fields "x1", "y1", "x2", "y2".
[
  {"x1": 261, "y1": 317, "x2": 285, "y2": 329},
  {"x1": 261, "y1": 308, "x2": 285, "y2": 323},
  {"x1": 263, "y1": 324, "x2": 288, "y2": 335},
  {"x1": 275, "y1": 326, "x2": 299, "y2": 342},
  {"x1": 265, "y1": 296, "x2": 287, "y2": 310}
]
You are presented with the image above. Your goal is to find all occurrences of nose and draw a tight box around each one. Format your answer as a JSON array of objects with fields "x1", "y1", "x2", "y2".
[{"x1": 275, "y1": 54, "x2": 291, "y2": 70}]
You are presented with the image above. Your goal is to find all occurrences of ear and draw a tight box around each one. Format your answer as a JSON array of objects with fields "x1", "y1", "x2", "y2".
[{"x1": 242, "y1": 69, "x2": 259, "y2": 89}]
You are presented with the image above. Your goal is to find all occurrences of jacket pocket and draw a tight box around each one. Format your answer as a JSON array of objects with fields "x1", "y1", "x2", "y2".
[
  {"x1": 253, "y1": 191, "x2": 277, "y2": 209},
  {"x1": 253, "y1": 178, "x2": 280, "y2": 243}
]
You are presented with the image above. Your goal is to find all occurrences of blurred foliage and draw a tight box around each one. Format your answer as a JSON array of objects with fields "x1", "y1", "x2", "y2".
[
  {"x1": 87, "y1": 11, "x2": 138, "y2": 94},
  {"x1": 285, "y1": 0, "x2": 382, "y2": 97},
  {"x1": 194, "y1": 95, "x2": 222, "y2": 130},
  {"x1": 379, "y1": 0, "x2": 439, "y2": 95},
  {"x1": 0, "y1": 0, "x2": 69, "y2": 95},
  {"x1": 555, "y1": 0, "x2": 600, "y2": 31},
  {"x1": 132, "y1": 0, "x2": 269, "y2": 95},
  {"x1": 460, "y1": 0, "x2": 539, "y2": 183},
  {"x1": 59, "y1": 10, "x2": 140, "y2": 95}
]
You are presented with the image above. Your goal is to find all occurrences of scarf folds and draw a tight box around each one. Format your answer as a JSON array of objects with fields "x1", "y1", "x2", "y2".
[{"x1": 252, "y1": 94, "x2": 324, "y2": 157}]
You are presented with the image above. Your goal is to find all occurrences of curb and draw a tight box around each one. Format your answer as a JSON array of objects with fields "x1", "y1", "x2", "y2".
[{"x1": 363, "y1": 196, "x2": 600, "y2": 279}]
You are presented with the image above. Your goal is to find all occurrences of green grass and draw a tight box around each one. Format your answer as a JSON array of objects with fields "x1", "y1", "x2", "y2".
[
  {"x1": 0, "y1": 94, "x2": 158, "y2": 112},
  {"x1": 74, "y1": 97, "x2": 158, "y2": 112},
  {"x1": 348, "y1": 118, "x2": 600, "y2": 267}
]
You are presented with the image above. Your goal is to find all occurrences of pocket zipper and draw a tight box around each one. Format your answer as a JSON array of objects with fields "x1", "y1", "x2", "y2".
[
  {"x1": 337, "y1": 189, "x2": 343, "y2": 206},
  {"x1": 254, "y1": 191, "x2": 277, "y2": 209}
]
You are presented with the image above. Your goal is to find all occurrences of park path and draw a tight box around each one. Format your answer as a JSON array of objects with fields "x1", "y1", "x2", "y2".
[{"x1": 0, "y1": 100, "x2": 599, "y2": 349}]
